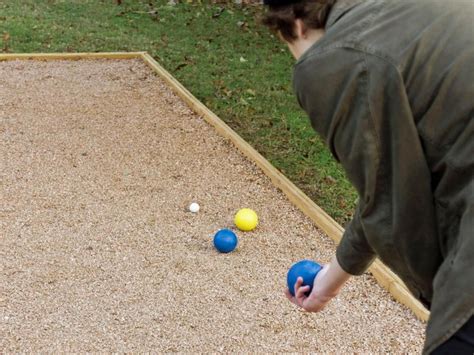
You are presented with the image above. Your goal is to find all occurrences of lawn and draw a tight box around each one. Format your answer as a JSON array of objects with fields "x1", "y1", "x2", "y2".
[{"x1": 1, "y1": 0, "x2": 357, "y2": 225}]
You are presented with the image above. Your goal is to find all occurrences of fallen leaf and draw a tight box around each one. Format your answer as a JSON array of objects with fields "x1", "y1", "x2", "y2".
[
  {"x1": 325, "y1": 175, "x2": 337, "y2": 184},
  {"x1": 212, "y1": 7, "x2": 224, "y2": 18},
  {"x1": 240, "y1": 98, "x2": 249, "y2": 105},
  {"x1": 174, "y1": 63, "x2": 187, "y2": 71}
]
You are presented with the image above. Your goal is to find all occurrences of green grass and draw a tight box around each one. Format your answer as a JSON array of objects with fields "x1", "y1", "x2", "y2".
[{"x1": 1, "y1": 0, "x2": 357, "y2": 225}]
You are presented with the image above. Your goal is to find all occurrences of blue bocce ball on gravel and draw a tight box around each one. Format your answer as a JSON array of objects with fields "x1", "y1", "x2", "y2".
[{"x1": 213, "y1": 229, "x2": 238, "y2": 253}]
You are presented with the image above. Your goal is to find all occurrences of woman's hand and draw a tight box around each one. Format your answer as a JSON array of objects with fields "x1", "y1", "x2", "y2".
[{"x1": 285, "y1": 255, "x2": 352, "y2": 312}]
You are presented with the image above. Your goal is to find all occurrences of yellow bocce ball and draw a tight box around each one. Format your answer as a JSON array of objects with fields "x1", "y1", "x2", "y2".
[{"x1": 234, "y1": 208, "x2": 259, "y2": 231}]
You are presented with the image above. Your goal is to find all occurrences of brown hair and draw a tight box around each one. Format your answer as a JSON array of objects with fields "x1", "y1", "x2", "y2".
[{"x1": 262, "y1": 0, "x2": 336, "y2": 42}]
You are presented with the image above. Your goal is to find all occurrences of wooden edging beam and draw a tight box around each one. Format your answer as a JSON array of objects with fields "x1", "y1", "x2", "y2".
[
  {"x1": 0, "y1": 52, "x2": 145, "y2": 61},
  {"x1": 0, "y1": 51, "x2": 430, "y2": 322}
]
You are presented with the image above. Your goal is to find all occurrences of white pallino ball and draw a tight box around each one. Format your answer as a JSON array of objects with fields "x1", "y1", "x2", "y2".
[{"x1": 189, "y1": 202, "x2": 200, "y2": 213}]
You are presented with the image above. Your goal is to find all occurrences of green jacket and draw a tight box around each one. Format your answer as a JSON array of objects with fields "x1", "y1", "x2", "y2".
[{"x1": 292, "y1": 0, "x2": 473, "y2": 352}]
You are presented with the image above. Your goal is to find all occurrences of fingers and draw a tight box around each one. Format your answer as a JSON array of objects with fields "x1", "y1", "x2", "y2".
[
  {"x1": 284, "y1": 277, "x2": 328, "y2": 313},
  {"x1": 293, "y1": 276, "x2": 303, "y2": 298},
  {"x1": 284, "y1": 288, "x2": 295, "y2": 302},
  {"x1": 285, "y1": 277, "x2": 327, "y2": 312},
  {"x1": 295, "y1": 284, "x2": 311, "y2": 303},
  {"x1": 284, "y1": 288, "x2": 299, "y2": 308},
  {"x1": 291, "y1": 277, "x2": 310, "y2": 308},
  {"x1": 284, "y1": 278, "x2": 308, "y2": 307}
]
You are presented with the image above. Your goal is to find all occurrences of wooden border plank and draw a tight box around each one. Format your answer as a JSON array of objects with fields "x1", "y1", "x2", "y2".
[
  {"x1": 0, "y1": 51, "x2": 430, "y2": 322},
  {"x1": 0, "y1": 52, "x2": 145, "y2": 61}
]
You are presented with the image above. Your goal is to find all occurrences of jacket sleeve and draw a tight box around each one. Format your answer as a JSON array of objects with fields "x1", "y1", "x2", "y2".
[{"x1": 293, "y1": 48, "x2": 379, "y2": 275}]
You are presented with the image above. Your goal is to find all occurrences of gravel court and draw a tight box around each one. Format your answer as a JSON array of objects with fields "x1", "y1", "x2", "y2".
[{"x1": 1, "y1": 59, "x2": 424, "y2": 352}]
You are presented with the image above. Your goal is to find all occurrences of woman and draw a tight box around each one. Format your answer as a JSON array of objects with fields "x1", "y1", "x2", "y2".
[{"x1": 262, "y1": 0, "x2": 474, "y2": 353}]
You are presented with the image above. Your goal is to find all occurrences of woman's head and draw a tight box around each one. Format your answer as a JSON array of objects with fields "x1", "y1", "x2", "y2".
[{"x1": 262, "y1": 0, "x2": 336, "y2": 43}]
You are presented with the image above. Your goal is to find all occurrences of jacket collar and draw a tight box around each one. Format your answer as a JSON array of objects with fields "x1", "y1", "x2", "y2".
[{"x1": 326, "y1": 0, "x2": 366, "y2": 30}]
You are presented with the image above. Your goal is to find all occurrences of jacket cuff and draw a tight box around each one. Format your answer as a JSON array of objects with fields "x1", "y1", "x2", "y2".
[{"x1": 336, "y1": 228, "x2": 376, "y2": 276}]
